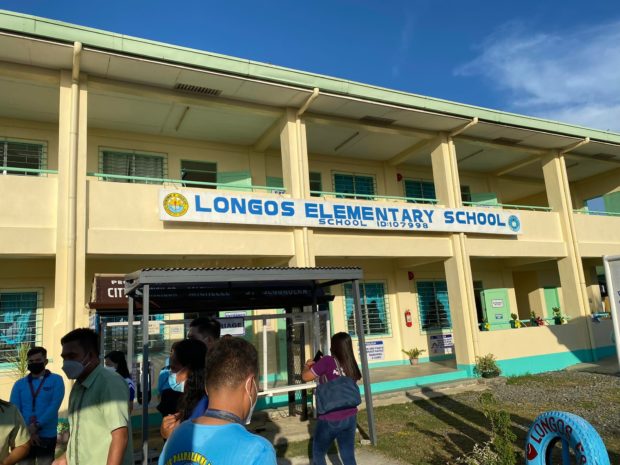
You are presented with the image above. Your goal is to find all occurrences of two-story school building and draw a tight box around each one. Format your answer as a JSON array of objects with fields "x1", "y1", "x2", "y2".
[{"x1": 0, "y1": 10, "x2": 619, "y2": 400}]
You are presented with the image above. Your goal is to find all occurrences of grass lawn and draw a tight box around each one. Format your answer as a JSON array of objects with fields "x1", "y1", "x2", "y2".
[{"x1": 280, "y1": 371, "x2": 620, "y2": 464}]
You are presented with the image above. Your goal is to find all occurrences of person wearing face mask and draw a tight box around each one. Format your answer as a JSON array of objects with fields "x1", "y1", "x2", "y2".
[
  {"x1": 159, "y1": 338, "x2": 207, "y2": 440},
  {"x1": 10, "y1": 346, "x2": 64, "y2": 465},
  {"x1": 158, "y1": 337, "x2": 276, "y2": 465},
  {"x1": 302, "y1": 332, "x2": 362, "y2": 465},
  {"x1": 104, "y1": 351, "x2": 136, "y2": 414},
  {"x1": 52, "y1": 328, "x2": 133, "y2": 465}
]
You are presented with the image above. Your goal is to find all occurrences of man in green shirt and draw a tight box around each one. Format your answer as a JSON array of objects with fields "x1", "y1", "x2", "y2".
[
  {"x1": 0, "y1": 399, "x2": 30, "y2": 465},
  {"x1": 52, "y1": 328, "x2": 133, "y2": 465}
]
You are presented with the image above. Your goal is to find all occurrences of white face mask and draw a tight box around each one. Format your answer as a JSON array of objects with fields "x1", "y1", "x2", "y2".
[
  {"x1": 244, "y1": 377, "x2": 258, "y2": 425},
  {"x1": 105, "y1": 365, "x2": 117, "y2": 372},
  {"x1": 62, "y1": 356, "x2": 92, "y2": 380}
]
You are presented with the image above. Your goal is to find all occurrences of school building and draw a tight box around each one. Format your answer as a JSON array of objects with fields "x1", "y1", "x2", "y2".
[{"x1": 0, "y1": 10, "x2": 619, "y2": 401}]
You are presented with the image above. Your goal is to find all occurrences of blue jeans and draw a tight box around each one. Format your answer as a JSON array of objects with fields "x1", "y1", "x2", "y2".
[{"x1": 312, "y1": 415, "x2": 357, "y2": 465}]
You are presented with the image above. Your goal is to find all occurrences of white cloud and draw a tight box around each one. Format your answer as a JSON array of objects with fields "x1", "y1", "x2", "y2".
[{"x1": 455, "y1": 21, "x2": 620, "y2": 132}]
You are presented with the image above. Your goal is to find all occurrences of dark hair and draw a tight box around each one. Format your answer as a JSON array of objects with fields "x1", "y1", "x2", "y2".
[
  {"x1": 205, "y1": 337, "x2": 258, "y2": 391},
  {"x1": 104, "y1": 351, "x2": 131, "y2": 379},
  {"x1": 190, "y1": 317, "x2": 221, "y2": 341},
  {"x1": 331, "y1": 332, "x2": 362, "y2": 381},
  {"x1": 27, "y1": 346, "x2": 47, "y2": 358},
  {"x1": 173, "y1": 339, "x2": 207, "y2": 421},
  {"x1": 61, "y1": 328, "x2": 100, "y2": 356}
]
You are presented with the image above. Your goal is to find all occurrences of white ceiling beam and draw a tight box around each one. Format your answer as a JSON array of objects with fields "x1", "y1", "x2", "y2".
[
  {"x1": 253, "y1": 115, "x2": 286, "y2": 152},
  {"x1": 88, "y1": 76, "x2": 282, "y2": 118},
  {"x1": 494, "y1": 155, "x2": 541, "y2": 177},
  {"x1": 0, "y1": 61, "x2": 60, "y2": 86},
  {"x1": 388, "y1": 137, "x2": 438, "y2": 166},
  {"x1": 304, "y1": 112, "x2": 437, "y2": 139}
]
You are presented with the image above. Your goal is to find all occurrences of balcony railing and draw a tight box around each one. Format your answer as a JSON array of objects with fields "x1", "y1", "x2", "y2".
[
  {"x1": 310, "y1": 190, "x2": 438, "y2": 204},
  {"x1": 87, "y1": 172, "x2": 286, "y2": 193},
  {"x1": 462, "y1": 201, "x2": 551, "y2": 212},
  {"x1": 573, "y1": 208, "x2": 620, "y2": 217},
  {"x1": 0, "y1": 166, "x2": 58, "y2": 176}
]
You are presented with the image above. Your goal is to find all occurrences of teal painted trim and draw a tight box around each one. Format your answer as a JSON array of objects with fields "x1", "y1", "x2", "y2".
[
  {"x1": 0, "y1": 166, "x2": 58, "y2": 175},
  {"x1": 2, "y1": 11, "x2": 619, "y2": 144},
  {"x1": 87, "y1": 172, "x2": 283, "y2": 192},
  {"x1": 364, "y1": 369, "x2": 470, "y2": 395},
  {"x1": 574, "y1": 209, "x2": 620, "y2": 218},
  {"x1": 457, "y1": 364, "x2": 476, "y2": 377},
  {"x1": 594, "y1": 345, "x2": 616, "y2": 359}
]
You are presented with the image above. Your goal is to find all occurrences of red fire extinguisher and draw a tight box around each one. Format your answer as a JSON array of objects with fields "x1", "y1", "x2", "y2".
[{"x1": 404, "y1": 309, "x2": 413, "y2": 327}]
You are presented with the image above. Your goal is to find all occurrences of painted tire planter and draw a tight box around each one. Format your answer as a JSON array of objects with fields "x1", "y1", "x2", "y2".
[{"x1": 525, "y1": 411, "x2": 610, "y2": 464}]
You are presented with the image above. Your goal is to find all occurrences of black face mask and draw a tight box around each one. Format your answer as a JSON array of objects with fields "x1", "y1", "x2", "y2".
[{"x1": 28, "y1": 362, "x2": 46, "y2": 375}]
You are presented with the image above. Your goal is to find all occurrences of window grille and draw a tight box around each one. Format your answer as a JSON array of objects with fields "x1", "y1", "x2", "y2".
[
  {"x1": 343, "y1": 282, "x2": 390, "y2": 336},
  {"x1": 0, "y1": 290, "x2": 43, "y2": 364},
  {"x1": 100, "y1": 149, "x2": 167, "y2": 184},
  {"x1": 333, "y1": 173, "x2": 376, "y2": 199},
  {"x1": 100, "y1": 314, "x2": 169, "y2": 357},
  {"x1": 1, "y1": 139, "x2": 46, "y2": 176},
  {"x1": 416, "y1": 280, "x2": 452, "y2": 331},
  {"x1": 403, "y1": 179, "x2": 471, "y2": 203},
  {"x1": 180, "y1": 160, "x2": 217, "y2": 188}
]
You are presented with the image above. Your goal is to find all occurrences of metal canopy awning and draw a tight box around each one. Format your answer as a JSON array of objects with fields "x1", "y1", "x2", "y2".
[{"x1": 123, "y1": 266, "x2": 376, "y2": 464}]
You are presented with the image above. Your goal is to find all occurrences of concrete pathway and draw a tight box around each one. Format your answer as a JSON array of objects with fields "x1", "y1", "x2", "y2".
[{"x1": 277, "y1": 447, "x2": 405, "y2": 465}]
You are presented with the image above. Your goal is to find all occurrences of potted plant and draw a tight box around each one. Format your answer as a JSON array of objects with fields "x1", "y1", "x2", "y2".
[
  {"x1": 402, "y1": 348, "x2": 426, "y2": 365},
  {"x1": 474, "y1": 353, "x2": 501, "y2": 378},
  {"x1": 510, "y1": 313, "x2": 522, "y2": 329},
  {"x1": 552, "y1": 307, "x2": 566, "y2": 325},
  {"x1": 530, "y1": 311, "x2": 545, "y2": 327}
]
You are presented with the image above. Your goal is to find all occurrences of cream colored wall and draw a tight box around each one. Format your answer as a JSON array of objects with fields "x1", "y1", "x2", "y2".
[
  {"x1": 570, "y1": 168, "x2": 620, "y2": 208},
  {"x1": 0, "y1": 259, "x2": 55, "y2": 400},
  {"x1": 478, "y1": 320, "x2": 591, "y2": 360},
  {"x1": 573, "y1": 214, "x2": 620, "y2": 257}
]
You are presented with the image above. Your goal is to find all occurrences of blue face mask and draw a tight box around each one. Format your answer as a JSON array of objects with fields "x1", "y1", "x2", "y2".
[{"x1": 169, "y1": 372, "x2": 185, "y2": 393}]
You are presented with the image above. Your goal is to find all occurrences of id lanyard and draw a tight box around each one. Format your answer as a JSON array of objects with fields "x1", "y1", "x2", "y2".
[
  {"x1": 203, "y1": 408, "x2": 244, "y2": 425},
  {"x1": 27, "y1": 371, "x2": 50, "y2": 421}
]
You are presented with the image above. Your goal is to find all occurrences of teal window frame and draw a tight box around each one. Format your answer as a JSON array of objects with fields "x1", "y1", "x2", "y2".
[
  {"x1": 403, "y1": 179, "x2": 471, "y2": 203},
  {"x1": 99, "y1": 148, "x2": 167, "y2": 184},
  {"x1": 0, "y1": 290, "x2": 43, "y2": 365},
  {"x1": 180, "y1": 160, "x2": 217, "y2": 188},
  {"x1": 343, "y1": 281, "x2": 390, "y2": 337},
  {"x1": 416, "y1": 280, "x2": 452, "y2": 332},
  {"x1": 1, "y1": 138, "x2": 47, "y2": 176},
  {"x1": 333, "y1": 172, "x2": 376, "y2": 199}
]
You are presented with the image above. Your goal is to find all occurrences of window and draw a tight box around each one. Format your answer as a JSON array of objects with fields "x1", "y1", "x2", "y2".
[
  {"x1": 343, "y1": 282, "x2": 390, "y2": 336},
  {"x1": 404, "y1": 179, "x2": 436, "y2": 203},
  {"x1": 0, "y1": 291, "x2": 42, "y2": 364},
  {"x1": 181, "y1": 160, "x2": 216, "y2": 188},
  {"x1": 310, "y1": 172, "x2": 322, "y2": 196},
  {"x1": 100, "y1": 150, "x2": 166, "y2": 184},
  {"x1": 404, "y1": 179, "x2": 471, "y2": 203},
  {"x1": 416, "y1": 281, "x2": 452, "y2": 331},
  {"x1": 333, "y1": 173, "x2": 375, "y2": 199},
  {"x1": 1, "y1": 140, "x2": 45, "y2": 176}
]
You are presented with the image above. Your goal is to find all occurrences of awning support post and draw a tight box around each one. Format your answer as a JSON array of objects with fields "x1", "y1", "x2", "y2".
[
  {"x1": 262, "y1": 318, "x2": 269, "y2": 392},
  {"x1": 141, "y1": 285, "x2": 150, "y2": 465},
  {"x1": 127, "y1": 296, "x2": 134, "y2": 381},
  {"x1": 352, "y1": 279, "x2": 377, "y2": 446}
]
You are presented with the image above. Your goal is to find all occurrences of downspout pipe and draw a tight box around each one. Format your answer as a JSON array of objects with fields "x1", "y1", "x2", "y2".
[
  {"x1": 67, "y1": 41, "x2": 82, "y2": 329},
  {"x1": 297, "y1": 87, "x2": 319, "y2": 118}
]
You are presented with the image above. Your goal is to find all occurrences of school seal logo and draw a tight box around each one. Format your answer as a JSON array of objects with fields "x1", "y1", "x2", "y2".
[
  {"x1": 508, "y1": 215, "x2": 521, "y2": 232},
  {"x1": 163, "y1": 192, "x2": 189, "y2": 217}
]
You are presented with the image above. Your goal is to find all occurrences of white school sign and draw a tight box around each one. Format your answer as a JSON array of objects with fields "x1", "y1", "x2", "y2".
[{"x1": 159, "y1": 189, "x2": 523, "y2": 235}]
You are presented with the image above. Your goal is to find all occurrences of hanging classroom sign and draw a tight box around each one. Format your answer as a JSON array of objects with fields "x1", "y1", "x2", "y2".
[{"x1": 159, "y1": 189, "x2": 522, "y2": 235}]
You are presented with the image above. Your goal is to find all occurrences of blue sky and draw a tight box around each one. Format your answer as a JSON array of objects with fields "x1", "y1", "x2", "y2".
[{"x1": 3, "y1": 0, "x2": 620, "y2": 131}]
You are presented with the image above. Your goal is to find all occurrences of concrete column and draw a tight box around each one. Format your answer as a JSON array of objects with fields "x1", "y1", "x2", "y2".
[
  {"x1": 541, "y1": 152, "x2": 590, "y2": 319},
  {"x1": 248, "y1": 151, "x2": 267, "y2": 187},
  {"x1": 541, "y1": 151, "x2": 595, "y2": 355},
  {"x1": 280, "y1": 108, "x2": 313, "y2": 266},
  {"x1": 431, "y1": 134, "x2": 479, "y2": 371},
  {"x1": 382, "y1": 163, "x2": 401, "y2": 197},
  {"x1": 74, "y1": 75, "x2": 88, "y2": 328}
]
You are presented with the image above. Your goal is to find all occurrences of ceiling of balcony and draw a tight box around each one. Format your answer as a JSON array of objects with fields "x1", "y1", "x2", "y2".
[{"x1": 1, "y1": 31, "x2": 620, "y2": 185}]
